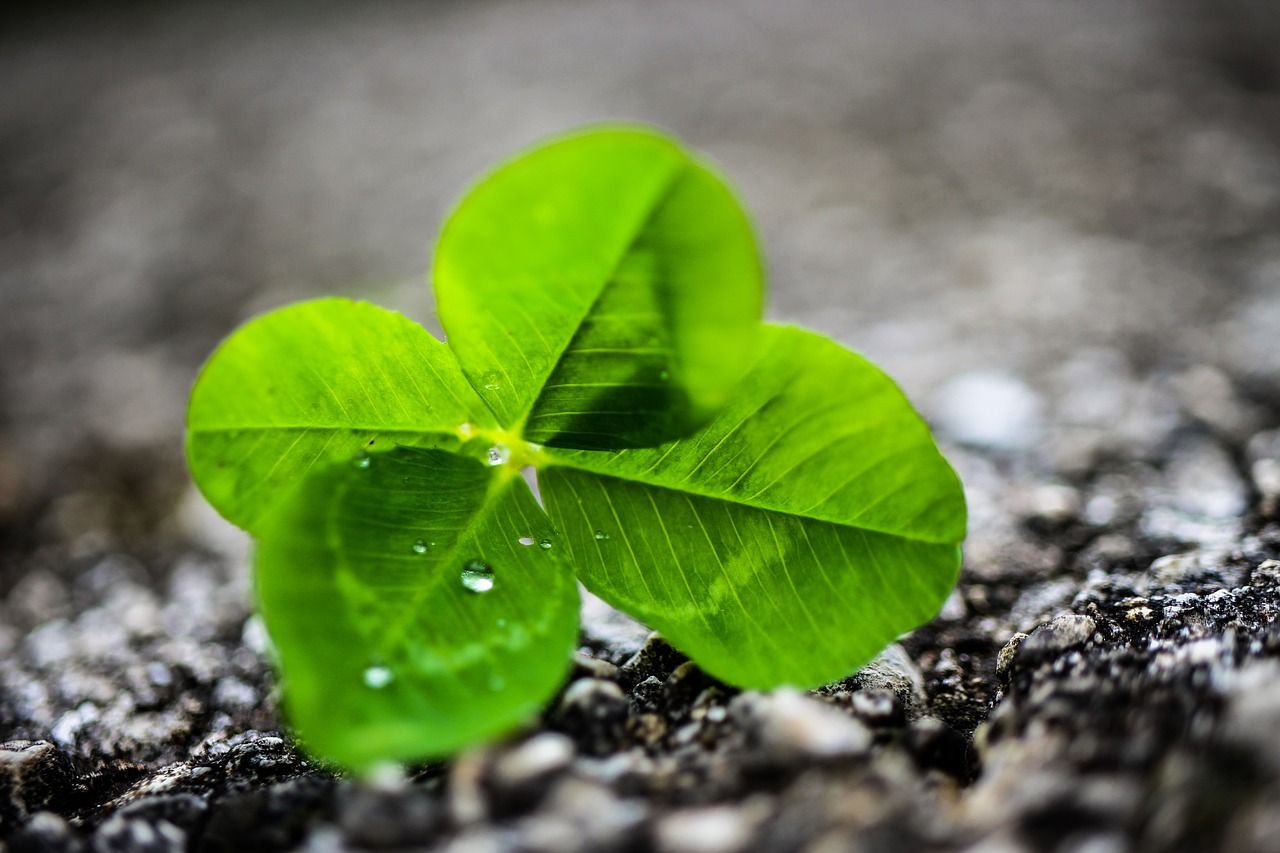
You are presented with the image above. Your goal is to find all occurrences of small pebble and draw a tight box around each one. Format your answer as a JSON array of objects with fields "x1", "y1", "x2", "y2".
[
  {"x1": 1164, "y1": 438, "x2": 1247, "y2": 519},
  {"x1": 337, "y1": 783, "x2": 441, "y2": 847},
  {"x1": 619, "y1": 633, "x2": 688, "y2": 689},
  {"x1": 655, "y1": 806, "x2": 753, "y2": 853},
  {"x1": 630, "y1": 675, "x2": 665, "y2": 713},
  {"x1": 1016, "y1": 615, "x2": 1096, "y2": 665},
  {"x1": 6, "y1": 811, "x2": 81, "y2": 853},
  {"x1": 542, "y1": 777, "x2": 648, "y2": 847},
  {"x1": 1148, "y1": 551, "x2": 1239, "y2": 588},
  {"x1": 94, "y1": 812, "x2": 187, "y2": 853},
  {"x1": 0, "y1": 740, "x2": 74, "y2": 821},
  {"x1": 996, "y1": 633, "x2": 1028, "y2": 684},
  {"x1": 572, "y1": 652, "x2": 620, "y2": 681},
  {"x1": 663, "y1": 661, "x2": 721, "y2": 712},
  {"x1": 1023, "y1": 484, "x2": 1082, "y2": 526},
  {"x1": 849, "y1": 643, "x2": 927, "y2": 718},
  {"x1": 906, "y1": 716, "x2": 970, "y2": 778},
  {"x1": 448, "y1": 749, "x2": 491, "y2": 827},
  {"x1": 1253, "y1": 560, "x2": 1280, "y2": 587},
  {"x1": 733, "y1": 689, "x2": 871, "y2": 761},
  {"x1": 110, "y1": 794, "x2": 207, "y2": 835},
  {"x1": 551, "y1": 679, "x2": 629, "y2": 756},
  {"x1": 931, "y1": 370, "x2": 1044, "y2": 452},
  {"x1": 491, "y1": 733, "x2": 575, "y2": 793},
  {"x1": 1253, "y1": 459, "x2": 1280, "y2": 514},
  {"x1": 514, "y1": 815, "x2": 584, "y2": 853},
  {"x1": 850, "y1": 690, "x2": 904, "y2": 728}
]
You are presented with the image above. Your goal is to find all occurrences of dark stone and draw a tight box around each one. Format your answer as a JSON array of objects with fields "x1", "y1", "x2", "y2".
[
  {"x1": 7, "y1": 812, "x2": 85, "y2": 853},
  {"x1": 487, "y1": 733, "x2": 575, "y2": 816},
  {"x1": 617, "y1": 634, "x2": 687, "y2": 691},
  {"x1": 1262, "y1": 621, "x2": 1280, "y2": 655},
  {"x1": 662, "y1": 662, "x2": 724, "y2": 715},
  {"x1": 220, "y1": 736, "x2": 306, "y2": 786},
  {"x1": 0, "y1": 741, "x2": 75, "y2": 830},
  {"x1": 196, "y1": 777, "x2": 335, "y2": 853},
  {"x1": 629, "y1": 675, "x2": 665, "y2": 714},
  {"x1": 109, "y1": 794, "x2": 207, "y2": 835},
  {"x1": 1015, "y1": 615, "x2": 1097, "y2": 668},
  {"x1": 905, "y1": 717, "x2": 970, "y2": 779},
  {"x1": 336, "y1": 783, "x2": 443, "y2": 848},
  {"x1": 549, "y1": 679, "x2": 630, "y2": 757}
]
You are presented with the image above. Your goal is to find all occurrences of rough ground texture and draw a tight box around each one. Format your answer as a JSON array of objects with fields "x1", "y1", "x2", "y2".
[{"x1": 3, "y1": 1, "x2": 1280, "y2": 851}]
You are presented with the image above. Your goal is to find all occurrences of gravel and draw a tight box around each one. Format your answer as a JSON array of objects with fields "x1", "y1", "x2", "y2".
[{"x1": 4, "y1": 0, "x2": 1280, "y2": 850}]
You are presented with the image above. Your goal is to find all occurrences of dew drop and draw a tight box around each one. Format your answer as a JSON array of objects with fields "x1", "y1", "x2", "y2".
[
  {"x1": 363, "y1": 666, "x2": 394, "y2": 689},
  {"x1": 486, "y1": 445, "x2": 511, "y2": 466},
  {"x1": 460, "y1": 560, "x2": 495, "y2": 593},
  {"x1": 538, "y1": 539, "x2": 553, "y2": 550},
  {"x1": 594, "y1": 531, "x2": 610, "y2": 541},
  {"x1": 482, "y1": 371, "x2": 501, "y2": 392},
  {"x1": 412, "y1": 539, "x2": 429, "y2": 555},
  {"x1": 354, "y1": 451, "x2": 371, "y2": 469},
  {"x1": 518, "y1": 536, "x2": 535, "y2": 546}
]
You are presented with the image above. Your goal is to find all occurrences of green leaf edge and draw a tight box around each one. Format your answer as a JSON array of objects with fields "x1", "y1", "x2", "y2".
[
  {"x1": 253, "y1": 447, "x2": 580, "y2": 769},
  {"x1": 431, "y1": 121, "x2": 765, "y2": 442}
]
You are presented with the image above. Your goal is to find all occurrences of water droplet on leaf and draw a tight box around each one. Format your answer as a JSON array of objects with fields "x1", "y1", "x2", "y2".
[
  {"x1": 412, "y1": 539, "x2": 429, "y2": 554},
  {"x1": 482, "y1": 370, "x2": 501, "y2": 392},
  {"x1": 354, "y1": 452, "x2": 371, "y2": 469},
  {"x1": 518, "y1": 536, "x2": 535, "y2": 546},
  {"x1": 363, "y1": 666, "x2": 394, "y2": 689},
  {"x1": 538, "y1": 539, "x2": 552, "y2": 550},
  {"x1": 594, "y1": 531, "x2": 609, "y2": 541},
  {"x1": 460, "y1": 560, "x2": 495, "y2": 593},
  {"x1": 486, "y1": 445, "x2": 510, "y2": 466}
]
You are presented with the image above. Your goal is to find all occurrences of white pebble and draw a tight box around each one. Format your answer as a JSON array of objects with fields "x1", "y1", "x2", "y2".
[
  {"x1": 656, "y1": 806, "x2": 752, "y2": 853},
  {"x1": 931, "y1": 371, "x2": 1044, "y2": 452}
]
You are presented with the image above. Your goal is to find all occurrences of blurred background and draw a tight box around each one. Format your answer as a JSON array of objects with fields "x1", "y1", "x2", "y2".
[{"x1": 2, "y1": 0, "x2": 1280, "y2": 578}]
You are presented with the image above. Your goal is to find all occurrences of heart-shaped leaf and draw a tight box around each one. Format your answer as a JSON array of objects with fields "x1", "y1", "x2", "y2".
[
  {"x1": 254, "y1": 446, "x2": 579, "y2": 768},
  {"x1": 183, "y1": 124, "x2": 968, "y2": 770},
  {"x1": 434, "y1": 125, "x2": 763, "y2": 450},
  {"x1": 186, "y1": 299, "x2": 494, "y2": 532},
  {"x1": 539, "y1": 325, "x2": 965, "y2": 689}
]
